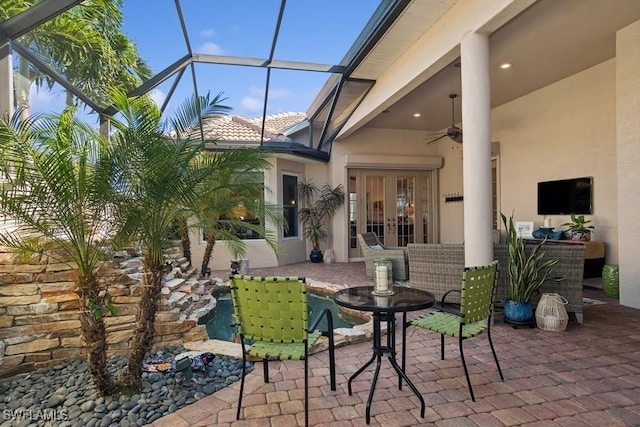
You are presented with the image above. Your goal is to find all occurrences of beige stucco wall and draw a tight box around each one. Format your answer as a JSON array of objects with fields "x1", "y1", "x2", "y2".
[
  {"x1": 342, "y1": 0, "x2": 535, "y2": 137},
  {"x1": 492, "y1": 59, "x2": 618, "y2": 262},
  {"x1": 330, "y1": 128, "x2": 446, "y2": 261},
  {"x1": 616, "y1": 20, "x2": 640, "y2": 309},
  {"x1": 189, "y1": 158, "x2": 282, "y2": 272},
  {"x1": 329, "y1": 58, "x2": 620, "y2": 270}
]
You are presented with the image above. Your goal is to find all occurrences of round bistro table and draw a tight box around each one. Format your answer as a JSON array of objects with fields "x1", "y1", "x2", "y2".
[{"x1": 334, "y1": 285, "x2": 435, "y2": 424}]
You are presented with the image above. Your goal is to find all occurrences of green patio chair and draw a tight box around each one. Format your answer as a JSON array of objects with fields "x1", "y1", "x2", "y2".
[
  {"x1": 229, "y1": 275, "x2": 336, "y2": 426},
  {"x1": 401, "y1": 260, "x2": 503, "y2": 401}
]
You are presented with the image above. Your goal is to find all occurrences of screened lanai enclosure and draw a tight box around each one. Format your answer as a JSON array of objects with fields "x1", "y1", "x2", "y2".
[{"x1": 0, "y1": 0, "x2": 406, "y2": 158}]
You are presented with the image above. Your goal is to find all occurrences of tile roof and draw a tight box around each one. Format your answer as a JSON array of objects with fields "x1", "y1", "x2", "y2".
[{"x1": 198, "y1": 112, "x2": 307, "y2": 143}]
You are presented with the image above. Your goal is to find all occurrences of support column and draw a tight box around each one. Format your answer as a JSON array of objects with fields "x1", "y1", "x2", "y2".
[
  {"x1": 460, "y1": 31, "x2": 493, "y2": 267},
  {"x1": 616, "y1": 20, "x2": 640, "y2": 309},
  {"x1": 0, "y1": 43, "x2": 13, "y2": 120}
]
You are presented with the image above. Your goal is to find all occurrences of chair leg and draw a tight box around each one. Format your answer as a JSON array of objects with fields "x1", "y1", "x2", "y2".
[
  {"x1": 328, "y1": 335, "x2": 336, "y2": 391},
  {"x1": 263, "y1": 359, "x2": 269, "y2": 383},
  {"x1": 458, "y1": 334, "x2": 475, "y2": 402},
  {"x1": 487, "y1": 326, "x2": 504, "y2": 381},
  {"x1": 304, "y1": 346, "x2": 309, "y2": 427},
  {"x1": 440, "y1": 334, "x2": 445, "y2": 360},
  {"x1": 237, "y1": 350, "x2": 247, "y2": 420},
  {"x1": 401, "y1": 312, "x2": 408, "y2": 381}
]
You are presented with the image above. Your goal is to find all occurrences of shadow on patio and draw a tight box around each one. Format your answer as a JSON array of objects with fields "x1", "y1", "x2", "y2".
[{"x1": 152, "y1": 261, "x2": 640, "y2": 427}]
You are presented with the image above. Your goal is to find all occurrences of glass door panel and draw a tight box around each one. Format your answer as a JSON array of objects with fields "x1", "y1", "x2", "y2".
[
  {"x1": 350, "y1": 169, "x2": 434, "y2": 259},
  {"x1": 395, "y1": 177, "x2": 415, "y2": 247},
  {"x1": 365, "y1": 176, "x2": 386, "y2": 243}
]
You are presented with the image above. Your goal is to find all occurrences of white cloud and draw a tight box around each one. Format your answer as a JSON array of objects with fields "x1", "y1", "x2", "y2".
[
  {"x1": 241, "y1": 96, "x2": 264, "y2": 113},
  {"x1": 200, "y1": 28, "x2": 216, "y2": 38},
  {"x1": 248, "y1": 86, "x2": 265, "y2": 97},
  {"x1": 247, "y1": 86, "x2": 293, "y2": 101},
  {"x1": 268, "y1": 87, "x2": 294, "y2": 100},
  {"x1": 198, "y1": 42, "x2": 224, "y2": 55},
  {"x1": 149, "y1": 88, "x2": 166, "y2": 107}
]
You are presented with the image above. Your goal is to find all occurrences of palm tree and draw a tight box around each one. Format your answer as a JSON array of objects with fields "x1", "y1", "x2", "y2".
[
  {"x1": 174, "y1": 215, "x2": 192, "y2": 265},
  {"x1": 298, "y1": 179, "x2": 345, "y2": 261},
  {"x1": 194, "y1": 153, "x2": 284, "y2": 276},
  {"x1": 105, "y1": 88, "x2": 283, "y2": 389},
  {"x1": 1, "y1": 0, "x2": 151, "y2": 117},
  {"x1": 0, "y1": 108, "x2": 122, "y2": 395}
]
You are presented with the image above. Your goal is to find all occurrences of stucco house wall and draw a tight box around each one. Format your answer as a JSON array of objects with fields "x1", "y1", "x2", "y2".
[
  {"x1": 616, "y1": 20, "x2": 640, "y2": 309},
  {"x1": 492, "y1": 59, "x2": 618, "y2": 262},
  {"x1": 328, "y1": 57, "x2": 619, "y2": 267},
  {"x1": 187, "y1": 6, "x2": 638, "y2": 311}
]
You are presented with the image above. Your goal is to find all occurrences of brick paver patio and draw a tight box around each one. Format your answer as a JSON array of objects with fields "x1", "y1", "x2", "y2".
[{"x1": 151, "y1": 261, "x2": 640, "y2": 426}]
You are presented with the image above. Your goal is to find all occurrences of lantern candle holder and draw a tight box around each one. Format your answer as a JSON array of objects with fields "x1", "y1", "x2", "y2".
[{"x1": 373, "y1": 258, "x2": 394, "y2": 296}]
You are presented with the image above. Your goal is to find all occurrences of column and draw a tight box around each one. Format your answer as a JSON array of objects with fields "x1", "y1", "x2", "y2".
[
  {"x1": 0, "y1": 43, "x2": 13, "y2": 120},
  {"x1": 616, "y1": 20, "x2": 640, "y2": 309},
  {"x1": 460, "y1": 31, "x2": 493, "y2": 267}
]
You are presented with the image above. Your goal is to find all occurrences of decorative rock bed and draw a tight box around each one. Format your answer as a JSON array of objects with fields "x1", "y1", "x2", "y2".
[{"x1": 0, "y1": 345, "x2": 251, "y2": 427}]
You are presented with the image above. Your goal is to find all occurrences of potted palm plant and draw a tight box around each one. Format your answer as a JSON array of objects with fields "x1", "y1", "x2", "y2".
[
  {"x1": 501, "y1": 212, "x2": 560, "y2": 322},
  {"x1": 298, "y1": 179, "x2": 345, "y2": 263},
  {"x1": 562, "y1": 214, "x2": 595, "y2": 241}
]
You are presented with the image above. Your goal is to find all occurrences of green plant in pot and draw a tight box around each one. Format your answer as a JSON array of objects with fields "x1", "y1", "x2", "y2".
[
  {"x1": 501, "y1": 212, "x2": 559, "y2": 322},
  {"x1": 562, "y1": 214, "x2": 594, "y2": 241},
  {"x1": 298, "y1": 179, "x2": 345, "y2": 263}
]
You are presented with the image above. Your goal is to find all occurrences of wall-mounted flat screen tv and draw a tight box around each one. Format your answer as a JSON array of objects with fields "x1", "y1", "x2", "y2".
[{"x1": 537, "y1": 177, "x2": 593, "y2": 215}]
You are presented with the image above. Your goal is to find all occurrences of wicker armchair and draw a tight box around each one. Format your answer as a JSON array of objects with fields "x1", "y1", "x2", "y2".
[
  {"x1": 407, "y1": 243, "x2": 585, "y2": 323},
  {"x1": 357, "y1": 232, "x2": 409, "y2": 281}
]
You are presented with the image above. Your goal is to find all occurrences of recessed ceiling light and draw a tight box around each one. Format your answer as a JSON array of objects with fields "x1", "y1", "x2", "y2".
[
  {"x1": 413, "y1": 113, "x2": 421, "y2": 118},
  {"x1": 499, "y1": 63, "x2": 512, "y2": 69}
]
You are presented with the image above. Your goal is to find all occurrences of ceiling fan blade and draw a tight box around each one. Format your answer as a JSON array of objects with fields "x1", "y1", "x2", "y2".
[{"x1": 426, "y1": 134, "x2": 447, "y2": 145}]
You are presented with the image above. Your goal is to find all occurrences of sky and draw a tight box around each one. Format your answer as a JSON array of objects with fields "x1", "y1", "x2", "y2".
[{"x1": 26, "y1": 0, "x2": 381, "y2": 122}]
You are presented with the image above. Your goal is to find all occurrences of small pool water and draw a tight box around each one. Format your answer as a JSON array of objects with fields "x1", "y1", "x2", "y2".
[{"x1": 205, "y1": 292, "x2": 365, "y2": 341}]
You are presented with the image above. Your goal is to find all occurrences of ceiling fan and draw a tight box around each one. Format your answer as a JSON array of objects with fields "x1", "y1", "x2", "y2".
[{"x1": 426, "y1": 93, "x2": 463, "y2": 145}]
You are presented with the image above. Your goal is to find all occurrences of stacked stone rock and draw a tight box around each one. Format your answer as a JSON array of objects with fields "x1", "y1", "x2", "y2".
[{"x1": 0, "y1": 246, "x2": 215, "y2": 378}]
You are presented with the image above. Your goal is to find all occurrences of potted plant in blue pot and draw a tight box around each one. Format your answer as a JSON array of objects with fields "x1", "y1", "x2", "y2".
[
  {"x1": 298, "y1": 179, "x2": 345, "y2": 263},
  {"x1": 501, "y1": 212, "x2": 559, "y2": 323}
]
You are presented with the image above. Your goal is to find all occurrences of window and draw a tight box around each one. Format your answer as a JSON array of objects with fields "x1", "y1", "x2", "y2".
[
  {"x1": 232, "y1": 172, "x2": 265, "y2": 240},
  {"x1": 283, "y1": 174, "x2": 298, "y2": 238},
  {"x1": 202, "y1": 172, "x2": 266, "y2": 241}
]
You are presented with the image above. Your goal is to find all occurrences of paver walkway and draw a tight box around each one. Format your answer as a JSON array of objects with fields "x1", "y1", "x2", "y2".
[{"x1": 151, "y1": 261, "x2": 640, "y2": 426}]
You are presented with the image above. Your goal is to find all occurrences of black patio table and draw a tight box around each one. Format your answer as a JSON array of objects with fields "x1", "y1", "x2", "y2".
[{"x1": 333, "y1": 285, "x2": 435, "y2": 424}]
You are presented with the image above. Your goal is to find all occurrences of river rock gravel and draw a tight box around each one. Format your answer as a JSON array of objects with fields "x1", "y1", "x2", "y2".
[{"x1": 0, "y1": 345, "x2": 252, "y2": 427}]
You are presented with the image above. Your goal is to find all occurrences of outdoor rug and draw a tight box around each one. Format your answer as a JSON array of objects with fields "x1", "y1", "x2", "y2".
[{"x1": 583, "y1": 297, "x2": 607, "y2": 306}]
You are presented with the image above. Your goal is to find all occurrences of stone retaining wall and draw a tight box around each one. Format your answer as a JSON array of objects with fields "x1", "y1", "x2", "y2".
[{"x1": 0, "y1": 246, "x2": 213, "y2": 378}]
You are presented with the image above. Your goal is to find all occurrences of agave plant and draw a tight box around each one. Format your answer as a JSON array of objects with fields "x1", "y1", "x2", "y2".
[{"x1": 501, "y1": 212, "x2": 559, "y2": 303}]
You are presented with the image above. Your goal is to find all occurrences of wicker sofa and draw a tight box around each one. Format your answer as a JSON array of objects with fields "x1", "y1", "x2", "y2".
[
  {"x1": 407, "y1": 243, "x2": 585, "y2": 323},
  {"x1": 357, "y1": 232, "x2": 409, "y2": 281}
]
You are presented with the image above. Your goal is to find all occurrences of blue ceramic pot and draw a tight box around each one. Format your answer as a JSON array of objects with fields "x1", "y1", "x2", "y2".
[
  {"x1": 309, "y1": 250, "x2": 324, "y2": 263},
  {"x1": 504, "y1": 300, "x2": 533, "y2": 322}
]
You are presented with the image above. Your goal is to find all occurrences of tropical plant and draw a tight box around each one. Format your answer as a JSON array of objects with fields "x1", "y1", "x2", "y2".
[
  {"x1": 105, "y1": 88, "x2": 274, "y2": 390},
  {"x1": 195, "y1": 159, "x2": 284, "y2": 276},
  {"x1": 501, "y1": 212, "x2": 559, "y2": 303},
  {"x1": 2, "y1": 0, "x2": 151, "y2": 118},
  {"x1": 0, "y1": 107, "x2": 123, "y2": 395},
  {"x1": 297, "y1": 180, "x2": 345, "y2": 256},
  {"x1": 562, "y1": 214, "x2": 595, "y2": 240},
  {"x1": 174, "y1": 215, "x2": 192, "y2": 264}
]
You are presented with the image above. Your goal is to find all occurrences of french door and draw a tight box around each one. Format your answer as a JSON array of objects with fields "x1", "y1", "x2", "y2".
[{"x1": 348, "y1": 169, "x2": 435, "y2": 259}]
